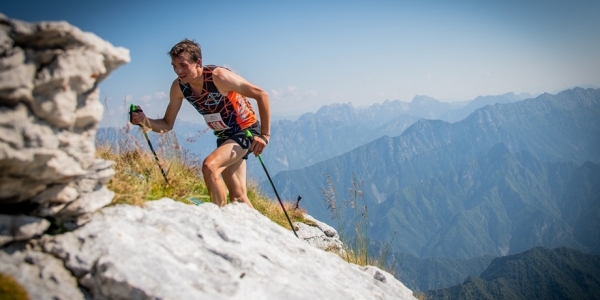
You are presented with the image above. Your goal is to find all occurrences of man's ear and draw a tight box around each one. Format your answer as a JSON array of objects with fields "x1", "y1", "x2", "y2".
[{"x1": 197, "y1": 59, "x2": 202, "y2": 67}]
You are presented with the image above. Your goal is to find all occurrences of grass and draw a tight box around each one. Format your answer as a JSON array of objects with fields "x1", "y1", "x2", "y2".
[
  {"x1": 0, "y1": 273, "x2": 29, "y2": 300},
  {"x1": 321, "y1": 172, "x2": 398, "y2": 274},
  {"x1": 95, "y1": 124, "x2": 308, "y2": 232},
  {"x1": 97, "y1": 125, "x2": 399, "y2": 275}
]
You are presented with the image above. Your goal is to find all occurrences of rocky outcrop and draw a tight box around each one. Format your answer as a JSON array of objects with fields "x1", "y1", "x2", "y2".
[
  {"x1": 0, "y1": 249, "x2": 84, "y2": 300},
  {"x1": 3, "y1": 197, "x2": 417, "y2": 300},
  {"x1": 0, "y1": 13, "x2": 129, "y2": 244},
  {"x1": 37, "y1": 199, "x2": 415, "y2": 299},
  {"x1": 296, "y1": 214, "x2": 344, "y2": 254}
]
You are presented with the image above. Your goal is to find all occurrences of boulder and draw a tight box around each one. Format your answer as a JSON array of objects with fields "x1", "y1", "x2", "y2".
[
  {"x1": 296, "y1": 214, "x2": 344, "y2": 254},
  {"x1": 0, "y1": 13, "x2": 128, "y2": 225},
  {"x1": 39, "y1": 198, "x2": 416, "y2": 299},
  {"x1": 0, "y1": 214, "x2": 50, "y2": 247},
  {"x1": 0, "y1": 249, "x2": 84, "y2": 300}
]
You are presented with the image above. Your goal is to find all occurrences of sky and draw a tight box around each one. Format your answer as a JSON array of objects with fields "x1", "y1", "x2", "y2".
[{"x1": 3, "y1": 0, "x2": 600, "y2": 127}]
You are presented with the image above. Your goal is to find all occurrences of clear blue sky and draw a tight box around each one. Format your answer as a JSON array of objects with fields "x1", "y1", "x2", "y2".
[{"x1": 3, "y1": 0, "x2": 600, "y2": 127}]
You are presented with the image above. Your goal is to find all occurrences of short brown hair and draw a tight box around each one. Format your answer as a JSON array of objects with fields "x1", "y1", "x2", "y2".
[{"x1": 168, "y1": 38, "x2": 202, "y2": 62}]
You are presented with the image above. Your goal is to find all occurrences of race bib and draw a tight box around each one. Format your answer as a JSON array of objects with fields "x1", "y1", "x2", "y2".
[{"x1": 203, "y1": 113, "x2": 230, "y2": 130}]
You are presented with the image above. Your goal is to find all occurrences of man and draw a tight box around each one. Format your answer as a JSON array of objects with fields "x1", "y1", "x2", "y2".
[{"x1": 130, "y1": 39, "x2": 270, "y2": 208}]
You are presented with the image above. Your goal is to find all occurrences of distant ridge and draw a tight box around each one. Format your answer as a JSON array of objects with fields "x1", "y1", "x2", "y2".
[
  {"x1": 424, "y1": 247, "x2": 600, "y2": 300},
  {"x1": 261, "y1": 92, "x2": 525, "y2": 177}
]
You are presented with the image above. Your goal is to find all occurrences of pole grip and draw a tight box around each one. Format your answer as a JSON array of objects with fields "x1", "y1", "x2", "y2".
[{"x1": 129, "y1": 104, "x2": 137, "y2": 123}]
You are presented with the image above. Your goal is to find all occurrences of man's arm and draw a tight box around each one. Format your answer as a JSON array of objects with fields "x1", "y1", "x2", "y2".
[{"x1": 132, "y1": 79, "x2": 183, "y2": 133}]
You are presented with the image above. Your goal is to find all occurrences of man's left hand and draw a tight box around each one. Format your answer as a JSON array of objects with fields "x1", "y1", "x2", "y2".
[{"x1": 251, "y1": 135, "x2": 269, "y2": 156}]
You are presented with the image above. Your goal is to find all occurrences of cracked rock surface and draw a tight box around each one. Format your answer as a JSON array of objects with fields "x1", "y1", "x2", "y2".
[
  {"x1": 0, "y1": 13, "x2": 128, "y2": 224},
  {"x1": 39, "y1": 199, "x2": 416, "y2": 300}
]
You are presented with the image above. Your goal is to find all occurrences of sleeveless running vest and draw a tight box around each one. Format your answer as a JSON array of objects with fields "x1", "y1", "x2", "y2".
[{"x1": 179, "y1": 65, "x2": 257, "y2": 137}]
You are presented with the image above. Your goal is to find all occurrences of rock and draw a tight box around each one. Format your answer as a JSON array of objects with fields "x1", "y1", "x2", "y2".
[
  {"x1": 295, "y1": 214, "x2": 344, "y2": 254},
  {"x1": 0, "y1": 13, "x2": 128, "y2": 222},
  {"x1": 0, "y1": 214, "x2": 50, "y2": 247},
  {"x1": 40, "y1": 199, "x2": 416, "y2": 300},
  {"x1": 0, "y1": 249, "x2": 84, "y2": 300}
]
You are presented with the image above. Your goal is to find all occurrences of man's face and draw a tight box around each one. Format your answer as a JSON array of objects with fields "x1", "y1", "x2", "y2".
[{"x1": 171, "y1": 53, "x2": 201, "y2": 83}]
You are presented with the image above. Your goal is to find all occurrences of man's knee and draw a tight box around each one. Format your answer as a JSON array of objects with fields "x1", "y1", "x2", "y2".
[{"x1": 202, "y1": 158, "x2": 218, "y2": 177}]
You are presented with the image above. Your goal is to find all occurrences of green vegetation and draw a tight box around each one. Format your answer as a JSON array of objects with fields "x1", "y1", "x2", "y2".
[
  {"x1": 322, "y1": 172, "x2": 397, "y2": 273},
  {"x1": 96, "y1": 127, "x2": 307, "y2": 233},
  {"x1": 96, "y1": 126, "x2": 398, "y2": 270},
  {"x1": 96, "y1": 128, "x2": 404, "y2": 273},
  {"x1": 0, "y1": 273, "x2": 29, "y2": 300}
]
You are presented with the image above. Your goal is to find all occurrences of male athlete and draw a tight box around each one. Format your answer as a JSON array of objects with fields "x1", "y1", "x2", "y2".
[{"x1": 130, "y1": 39, "x2": 270, "y2": 208}]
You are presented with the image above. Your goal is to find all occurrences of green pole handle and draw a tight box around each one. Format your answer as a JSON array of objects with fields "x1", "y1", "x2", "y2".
[
  {"x1": 129, "y1": 104, "x2": 138, "y2": 123},
  {"x1": 246, "y1": 130, "x2": 264, "y2": 163}
]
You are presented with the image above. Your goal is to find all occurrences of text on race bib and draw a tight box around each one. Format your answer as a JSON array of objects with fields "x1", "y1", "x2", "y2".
[{"x1": 203, "y1": 113, "x2": 230, "y2": 131}]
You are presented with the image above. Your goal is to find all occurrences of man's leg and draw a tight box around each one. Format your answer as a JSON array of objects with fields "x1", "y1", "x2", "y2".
[
  {"x1": 202, "y1": 140, "x2": 248, "y2": 207},
  {"x1": 222, "y1": 158, "x2": 254, "y2": 208}
]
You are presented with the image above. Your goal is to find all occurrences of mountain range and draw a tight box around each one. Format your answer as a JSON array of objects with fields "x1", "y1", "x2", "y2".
[
  {"x1": 267, "y1": 88, "x2": 600, "y2": 260},
  {"x1": 258, "y1": 92, "x2": 528, "y2": 177}
]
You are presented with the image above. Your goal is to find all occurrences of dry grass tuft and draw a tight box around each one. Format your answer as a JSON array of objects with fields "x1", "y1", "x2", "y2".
[
  {"x1": 246, "y1": 180, "x2": 308, "y2": 230},
  {"x1": 96, "y1": 125, "x2": 305, "y2": 230},
  {"x1": 0, "y1": 273, "x2": 29, "y2": 300},
  {"x1": 321, "y1": 172, "x2": 397, "y2": 275},
  {"x1": 414, "y1": 292, "x2": 428, "y2": 300}
]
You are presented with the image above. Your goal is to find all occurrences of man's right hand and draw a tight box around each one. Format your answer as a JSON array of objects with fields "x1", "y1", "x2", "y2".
[{"x1": 130, "y1": 105, "x2": 151, "y2": 129}]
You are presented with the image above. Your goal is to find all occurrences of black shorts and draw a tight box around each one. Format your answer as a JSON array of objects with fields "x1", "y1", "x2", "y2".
[{"x1": 215, "y1": 122, "x2": 261, "y2": 160}]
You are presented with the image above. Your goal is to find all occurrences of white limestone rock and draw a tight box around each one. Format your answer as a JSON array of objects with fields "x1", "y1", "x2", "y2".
[
  {"x1": 295, "y1": 214, "x2": 344, "y2": 254},
  {"x1": 0, "y1": 249, "x2": 84, "y2": 300},
  {"x1": 42, "y1": 198, "x2": 417, "y2": 300},
  {"x1": 0, "y1": 13, "x2": 128, "y2": 220},
  {"x1": 0, "y1": 214, "x2": 50, "y2": 247}
]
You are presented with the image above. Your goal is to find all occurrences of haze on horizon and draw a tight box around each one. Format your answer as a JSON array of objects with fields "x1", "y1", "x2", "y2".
[{"x1": 3, "y1": 0, "x2": 599, "y2": 127}]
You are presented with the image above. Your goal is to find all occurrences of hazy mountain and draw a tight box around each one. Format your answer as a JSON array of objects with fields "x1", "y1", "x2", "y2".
[
  {"x1": 371, "y1": 145, "x2": 600, "y2": 259},
  {"x1": 390, "y1": 251, "x2": 495, "y2": 292},
  {"x1": 440, "y1": 93, "x2": 529, "y2": 122},
  {"x1": 267, "y1": 88, "x2": 600, "y2": 259},
  {"x1": 424, "y1": 247, "x2": 600, "y2": 300},
  {"x1": 259, "y1": 92, "x2": 525, "y2": 178}
]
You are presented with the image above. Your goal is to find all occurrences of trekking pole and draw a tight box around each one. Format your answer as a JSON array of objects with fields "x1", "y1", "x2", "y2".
[
  {"x1": 129, "y1": 104, "x2": 169, "y2": 184},
  {"x1": 246, "y1": 130, "x2": 298, "y2": 238}
]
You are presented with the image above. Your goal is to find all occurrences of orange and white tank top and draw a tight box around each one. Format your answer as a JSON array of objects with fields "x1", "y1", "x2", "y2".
[{"x1": 179, "y1": 65, "x2": 257, "y2": 134}]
